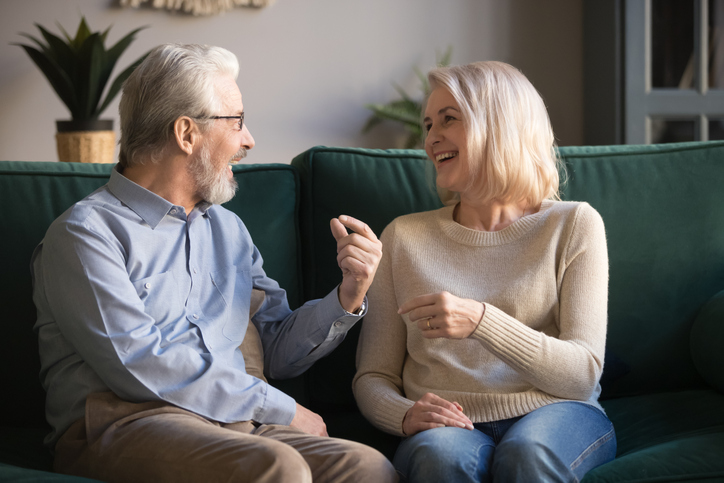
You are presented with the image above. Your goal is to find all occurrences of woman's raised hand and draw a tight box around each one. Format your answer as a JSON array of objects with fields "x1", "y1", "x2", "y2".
[
  {"x1": 402, "y1": 392, "x2": 474, "y2": 436},
  {"x1": 398, "y1": 291, "x2": 485, "y2": 339}
]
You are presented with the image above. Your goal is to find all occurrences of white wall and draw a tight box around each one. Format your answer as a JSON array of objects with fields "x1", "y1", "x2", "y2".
[{"x1": 0, "y1": 0, "x2": 582, "y2": 164}]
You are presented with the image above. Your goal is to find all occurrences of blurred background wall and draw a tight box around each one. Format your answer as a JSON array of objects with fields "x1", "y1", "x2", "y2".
[{"x1": 0, "y1": 0, "x2": 582, "y2": 164}]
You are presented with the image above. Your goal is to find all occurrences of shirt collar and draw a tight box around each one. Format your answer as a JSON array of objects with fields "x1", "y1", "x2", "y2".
[{"x1": 107, "y1": 165, "x2": 176, "y2": 229}]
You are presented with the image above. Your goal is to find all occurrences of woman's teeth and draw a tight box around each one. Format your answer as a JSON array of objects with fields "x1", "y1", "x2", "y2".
[{"x1": 436, "y1": 152, "x2": 458, "y2": 163}]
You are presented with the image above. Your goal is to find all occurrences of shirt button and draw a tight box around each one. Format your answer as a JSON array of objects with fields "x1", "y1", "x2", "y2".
[
  {"x1": 334, "y1": 321, "x2": 343, "y2": 328},
  {"x1": 193, "y1": 269, "x2": 198, "y2": 274},
  {"x1": 169, "y1": 208, "x2": 177, "y2": 215},
  {"x1": 144, "y1": 283, "x2": 151, "y2": 289},
  {"x1": 193, "y1": 314, "x2": 199, "y2": 319}
]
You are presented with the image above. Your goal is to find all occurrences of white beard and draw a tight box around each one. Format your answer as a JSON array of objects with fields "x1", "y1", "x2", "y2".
[{"x1": 189, "y1": 143, "x2": 242, "y2": 205}]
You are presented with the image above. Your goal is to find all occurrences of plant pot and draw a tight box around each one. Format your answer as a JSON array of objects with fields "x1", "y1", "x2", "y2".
[{"x1": 55, "y1": 119, "x2": 116, "y2": 164}]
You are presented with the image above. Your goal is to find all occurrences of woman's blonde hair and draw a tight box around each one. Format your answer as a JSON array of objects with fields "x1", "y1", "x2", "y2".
[{"x1": 427, "y1": 61, "x2": 563, "y2": 206}]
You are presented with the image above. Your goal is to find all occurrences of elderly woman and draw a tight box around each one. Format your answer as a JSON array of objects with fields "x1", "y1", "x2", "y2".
[{"x1": 353, "y1": 61, "x2": 616, "y2": 482}]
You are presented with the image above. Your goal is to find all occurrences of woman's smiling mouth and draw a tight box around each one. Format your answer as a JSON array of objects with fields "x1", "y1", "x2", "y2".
[{"x1": 435, "y1": 151, "x2": 458, "y2": 166}]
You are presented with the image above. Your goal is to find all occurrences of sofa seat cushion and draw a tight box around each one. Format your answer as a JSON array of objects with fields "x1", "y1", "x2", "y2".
[
  {"x1": 583, "y1": 389, "x2": 724, "y2": 482},
  {"x1": 0, "y1": 463, "x2": 99, "y2": 482},
  {"x1": 0, "y1": 427, "x2": 53, "y2": 472}
]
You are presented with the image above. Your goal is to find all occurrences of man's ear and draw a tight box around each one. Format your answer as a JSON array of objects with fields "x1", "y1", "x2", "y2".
[{"x1": 173, "y1": 116, "x2": 200, "y2": 155}]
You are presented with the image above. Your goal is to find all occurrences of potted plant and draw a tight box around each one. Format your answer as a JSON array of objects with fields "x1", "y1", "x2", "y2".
[
  {"x1": 363, "y1": 47, "x2": 452, "y2": 149},
  {"x1": 14, "y1": 17, "x2": 148, "y2": 163}
]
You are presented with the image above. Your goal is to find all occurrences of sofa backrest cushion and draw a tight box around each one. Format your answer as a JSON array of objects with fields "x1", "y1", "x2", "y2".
[
  {"x1": 292, "y1": 147, "x2": 443, "y2": 411},
  {"x1": 0, "y1": 161, "x2": 301, "y2": 429},
  {"x1": 559, "y1": 141, "x2": 724, "y2": 398}
]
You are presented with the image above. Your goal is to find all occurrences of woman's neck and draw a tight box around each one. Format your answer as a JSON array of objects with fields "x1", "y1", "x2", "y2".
[{"x1": 454, "y1": 197, "x2": 540, "y2": 232}]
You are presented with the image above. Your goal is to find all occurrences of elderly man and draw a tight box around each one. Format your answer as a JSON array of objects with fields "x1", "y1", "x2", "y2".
[{"x1": 31, "y1": 44, "x2": 395, "y2": 483}]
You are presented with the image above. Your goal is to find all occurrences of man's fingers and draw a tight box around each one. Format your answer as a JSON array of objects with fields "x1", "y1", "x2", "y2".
[
  {"x1": 330, "y1": 217, "x2": 348, "y2": 242},
  {"x1": 337, "y1": 241, "x2": 377, "y2": 266},
  {"x1": 337, "y1": 215, "x2": 377, "y2": 241}
]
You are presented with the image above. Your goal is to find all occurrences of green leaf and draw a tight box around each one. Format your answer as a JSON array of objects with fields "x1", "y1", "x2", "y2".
[
  {"x1": 96, "y1": 26, "x2": 148, "y2": 108},
  {"x1": 388, "y1": 87, "x2": 422, "y2": 115},
  {"x1": 106, "y1": 26, "x2": 147, "y2": 62},
  {"x1": 404, "y1": 132, "x2": 423, "y2": 149},
  {"x1": 100, "y1": 26, "x2": 111, "y2": 45},
  {"x1": 35, "y1": 25, "x2": 77, "y2": 81},
  {"x1": 97, "y1": 51, "x2": 149, "y2": 116},
  {"x1": 413, "y1": 65, "x2": 431, "y2": 96},
  {"x1": 391, "y1": 82, "x2": 417, "y2": 105},
  {"x1": 361, "y1": 115, "x2": 384, "y2": 134},
  {"x1": 73, "y1": 17, "x2": 92, "y2": 49},
  {"x1": 86, "y1": 37, "x2": 105, "y2": 118},
  {"x1": 17, "y1": 33, "x2": 50, "y2": 57},
  {"x1": 73, "y1": 33, "x2": 104, "y2": 118},
  {"x1": 57, "y1": 22, "x2": 73, "y2": 45},
  {"x1": 14, "y1": 43, "x2": 79, "y2": 116},
  {"x1": 437, "y1": 45, "x2": 453, "y2": 67},
  {"x1": 366, "y1": 103, "x2": 422, "y2": 129}
]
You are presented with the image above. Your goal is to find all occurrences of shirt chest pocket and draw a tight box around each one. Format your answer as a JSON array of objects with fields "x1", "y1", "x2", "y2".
[
  {"x1": 132, "y1": 271, "x2": 182, "y2": 324},
  {"x1": 210, "y1": 266, "x2": 252, "y2": 343}
]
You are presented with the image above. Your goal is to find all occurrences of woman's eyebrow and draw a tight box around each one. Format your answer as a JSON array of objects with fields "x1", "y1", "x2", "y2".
[{"x1": 424, "y1": 106, "x2": 460, "y2": 123}]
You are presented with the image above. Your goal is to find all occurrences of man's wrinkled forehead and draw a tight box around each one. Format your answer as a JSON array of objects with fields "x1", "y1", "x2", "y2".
[{"x1": 213, "y1": 75, "x2": 244, "y2": 113}]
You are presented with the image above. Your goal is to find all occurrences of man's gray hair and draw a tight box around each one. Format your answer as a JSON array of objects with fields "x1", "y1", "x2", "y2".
[{"x1": 118, "y1": 43, "x2": 239, "y2": 168}]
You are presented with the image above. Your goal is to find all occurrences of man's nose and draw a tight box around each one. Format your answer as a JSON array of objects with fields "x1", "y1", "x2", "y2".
[{"x1": 242, "y1": 123, "x2": 255, "y2": 150}]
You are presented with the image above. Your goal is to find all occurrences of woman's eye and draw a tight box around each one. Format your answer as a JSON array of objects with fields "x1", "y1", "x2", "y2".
[
  {"x1": 444, "y1": 115, "x2": 456, "y2": 123},
  {"x1": 424, "y1": 124, "x2": 432, "y2": 132}
]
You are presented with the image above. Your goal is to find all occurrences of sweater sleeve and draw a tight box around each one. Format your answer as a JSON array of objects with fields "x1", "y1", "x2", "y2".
[
  {"x1": 469, "y1": 203, "x2": 609, "y2": 401},
  {"x1": 353, "y1": 222, "x2": 415, "y2": 436}
]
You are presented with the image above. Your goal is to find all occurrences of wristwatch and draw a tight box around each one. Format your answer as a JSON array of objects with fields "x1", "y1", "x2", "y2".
[{"x1": 345, "y1": 299, "x2": 366, "y2": 316}]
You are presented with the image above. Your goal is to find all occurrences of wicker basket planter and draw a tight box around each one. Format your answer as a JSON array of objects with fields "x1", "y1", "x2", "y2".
[{"x1": 55, "y1": 120, "x2": 115, "y2": 164}]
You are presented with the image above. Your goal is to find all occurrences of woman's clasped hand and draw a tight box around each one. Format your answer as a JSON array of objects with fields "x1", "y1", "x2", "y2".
[
  {"x1": 402, "y1": 392, "x2": 474, "y2": 436},
  {"x1": 398, "y1": 291, "x2": 485, "y2": 339}
]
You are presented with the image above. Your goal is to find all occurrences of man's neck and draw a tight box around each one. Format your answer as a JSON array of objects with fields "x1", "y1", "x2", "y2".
[{"x1": 122, "y1": 155, "x2": 200, "y2": 215}]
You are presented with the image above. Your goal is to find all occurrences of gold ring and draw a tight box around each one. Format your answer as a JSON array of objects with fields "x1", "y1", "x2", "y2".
[{"x1": 426, "y1": 319, "x2": 431, "y2": 330}]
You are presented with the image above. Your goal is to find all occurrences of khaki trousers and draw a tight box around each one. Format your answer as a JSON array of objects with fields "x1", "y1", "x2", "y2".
[{"x1": 54, "y1": 392, "x2": 397, "y2": 483}]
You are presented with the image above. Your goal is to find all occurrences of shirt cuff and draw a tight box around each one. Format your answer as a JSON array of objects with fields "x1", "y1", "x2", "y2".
[
  {"x1": 314, "y1": 286, "x2": 367, "y2": 336},
  {"x1": 254, "y1": 382, "x2": 297, "y2": 425}
]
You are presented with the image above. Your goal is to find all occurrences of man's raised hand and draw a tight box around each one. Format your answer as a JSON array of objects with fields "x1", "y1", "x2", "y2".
[{"x1": 330, "y1": 215, "x2": 382, "y2": 314}]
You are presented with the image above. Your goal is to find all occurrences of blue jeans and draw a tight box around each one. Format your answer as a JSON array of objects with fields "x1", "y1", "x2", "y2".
[{"x1": 393, "y1": 402, "x2": 616, "y2": 483}]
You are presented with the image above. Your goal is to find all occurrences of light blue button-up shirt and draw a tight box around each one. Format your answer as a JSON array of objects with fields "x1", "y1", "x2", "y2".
[{"x1": 32, "y1": 167, "x2": 364, "y2": 446}]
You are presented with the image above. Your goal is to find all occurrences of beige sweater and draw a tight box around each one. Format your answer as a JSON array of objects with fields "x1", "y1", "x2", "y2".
[{"x1": 353, "y1": 200, "x2": 609, "y2": 437}]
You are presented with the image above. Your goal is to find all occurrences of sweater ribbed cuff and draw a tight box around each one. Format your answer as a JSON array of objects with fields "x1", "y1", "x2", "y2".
[
  {"x1": 470, "y1": 303, "x2": 542, "y2": 371},
  {"x1": 355, "y1": 378, "x2": 414, "y2": 437}
]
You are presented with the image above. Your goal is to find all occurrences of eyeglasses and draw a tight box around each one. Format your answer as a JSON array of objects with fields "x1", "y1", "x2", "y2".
[{"x1": 209, "y1": 112, "x2": 244, "y2": 131}]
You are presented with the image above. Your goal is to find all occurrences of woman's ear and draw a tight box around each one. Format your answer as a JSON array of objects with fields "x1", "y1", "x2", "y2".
[{"x1": 173, "y1": 116, "x2": 199, "y2": 155}]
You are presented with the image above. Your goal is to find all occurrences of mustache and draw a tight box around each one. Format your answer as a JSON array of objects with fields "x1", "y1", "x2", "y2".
[{"x1": 230, "y1": 147, "x2": 247, "y2": 163}]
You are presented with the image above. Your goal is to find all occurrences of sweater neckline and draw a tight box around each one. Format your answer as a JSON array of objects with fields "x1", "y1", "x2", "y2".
[{"x1": 438, "y1": 200, "x2": 555, "y2": 246}]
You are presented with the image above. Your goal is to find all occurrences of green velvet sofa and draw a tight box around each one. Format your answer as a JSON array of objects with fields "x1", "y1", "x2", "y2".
[{"x1": 1, "y1": 141, "x2": 723, "y2": 482}]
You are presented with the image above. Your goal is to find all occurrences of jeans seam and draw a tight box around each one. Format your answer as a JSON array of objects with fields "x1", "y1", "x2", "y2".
[{"x1": 569, "y1": 427, "x2": 615, "y2": 471}]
